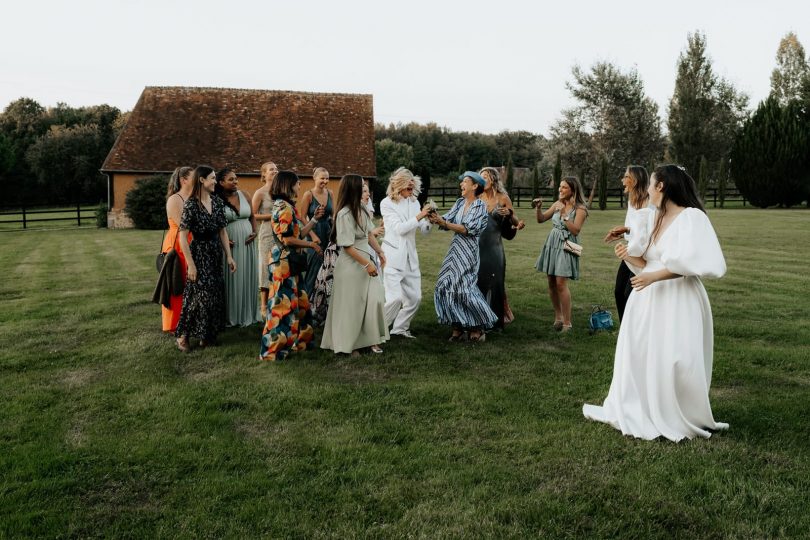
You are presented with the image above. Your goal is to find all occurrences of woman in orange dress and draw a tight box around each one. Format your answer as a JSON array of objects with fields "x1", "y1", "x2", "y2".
[{"x1": 161, "y1": 166, "x2": 194, "y2": 332}]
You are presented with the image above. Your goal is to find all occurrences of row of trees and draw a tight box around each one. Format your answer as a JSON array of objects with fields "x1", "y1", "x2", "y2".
[
  {"x1": 376, "y1": 31, "x2": 810, "y2": 208},
  {"x1": 2, "y1": 32, "x2": 808, "y2": 209},
  {"x1": 0, "y1": 99, "x2": 127, "y2": 206}
]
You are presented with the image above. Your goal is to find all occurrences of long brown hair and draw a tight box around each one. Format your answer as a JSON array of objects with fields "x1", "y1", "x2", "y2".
[
  {"x1": 189, "y1": 165, "x2": 215, "y2": 208},
  {"x1": 166, "y1": 166, "x2": 193, "y2": 199},
  {"x1": 561, "y1": 176, "x2": 589, "y2": 216},
  {"x1": 626, "y1": 165, "x2": 650, "y2": 209},
  {"x1": 646, "y1": 164, "x2": 705, "y2": 250},
  {"x1": 330, "y1": 174, "x2": 365, "y2": 244},
  {"x1": 270, "y1": 170, "x2": 300, "y2": 203}
]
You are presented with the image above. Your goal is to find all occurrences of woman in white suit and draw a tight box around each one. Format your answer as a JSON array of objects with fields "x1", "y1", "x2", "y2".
[{"x1": 379, "y1": 167, "x2": 432, "y2": 339}]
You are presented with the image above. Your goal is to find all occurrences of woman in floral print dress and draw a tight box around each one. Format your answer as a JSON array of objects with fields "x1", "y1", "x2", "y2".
[
  {"x1": 175, "y1": 165, "x2": 236, "y2": 351},
  {"x1": 259, "y1": 171, "x2": 322, "y2": 361}
]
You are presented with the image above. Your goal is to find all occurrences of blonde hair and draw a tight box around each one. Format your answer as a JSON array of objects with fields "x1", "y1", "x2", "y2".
[
  {"x1": 260, "y1": 161, "x2": 278, "y2": 184},
  {"x1": 479, "y1": 167, "x2": 507, "y2": 195},
  {"x1": 386, "y1": 167, "x2": 421, "y2": 201},
  {"x1": 313, "y1": 166, "x2": 329, "y2": 180}
]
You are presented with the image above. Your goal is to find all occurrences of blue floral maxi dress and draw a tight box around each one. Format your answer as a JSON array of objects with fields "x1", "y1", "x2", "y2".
[
  {"x1": 535, "y1": 208, "x2": 580, "y2": 279},
  {"x1": 259, "y1": 199, "x2": 315, "y2": 361},
  {"x1": 175, "y1": 197, "x2": 228, "y2": 341},
  {"x1": 434, "y1": 198, "x2": 497, "y2": 330}
]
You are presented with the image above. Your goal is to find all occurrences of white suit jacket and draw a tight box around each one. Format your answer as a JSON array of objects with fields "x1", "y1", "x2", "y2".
[{"x1": 380, "y1": 196, "x2": 431, "y2": 271}]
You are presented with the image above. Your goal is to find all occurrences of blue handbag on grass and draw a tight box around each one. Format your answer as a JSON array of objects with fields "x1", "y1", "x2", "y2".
[{"x1": 589, "y1": 304, "x2": 614, "y2": 333}]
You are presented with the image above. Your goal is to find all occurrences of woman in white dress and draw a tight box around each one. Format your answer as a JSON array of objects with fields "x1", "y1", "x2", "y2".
[
  {"x1": 583, "y1": 165, "x2": 728, "y2": 442},
  {"x1": 602, "y1": 165, "x2": 651, "y2": 321}
]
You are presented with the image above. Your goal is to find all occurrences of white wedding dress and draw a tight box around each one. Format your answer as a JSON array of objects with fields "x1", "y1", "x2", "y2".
[{"x1": 583, "y1": 207, "x2": 728, "y2": 442}]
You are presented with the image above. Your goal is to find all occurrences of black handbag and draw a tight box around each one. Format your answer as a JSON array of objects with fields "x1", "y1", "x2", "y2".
[
  {"x1": 270, "y1": 217, "x2": 308, "y2": 277},
  {"x1": 156, "y1": 228, "x2": 180, "y2": 272}
]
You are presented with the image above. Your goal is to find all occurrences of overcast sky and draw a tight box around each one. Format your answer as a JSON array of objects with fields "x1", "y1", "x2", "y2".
[{"x1": 2, "y1": 0, "x2": 809, "y2": 134}]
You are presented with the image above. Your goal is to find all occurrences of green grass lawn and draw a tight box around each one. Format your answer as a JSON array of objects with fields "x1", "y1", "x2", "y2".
[{"x1": 1, "y1": 209, "x2": 809, "y2": 538}]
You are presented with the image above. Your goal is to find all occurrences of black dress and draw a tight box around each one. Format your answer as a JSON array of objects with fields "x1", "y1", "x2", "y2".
[
  {"x1": 477, "y1": 208, "x2": 507, "y2": 330},
  {"x1": 175, "y1": 197, "x2": 228, "y2": 341}
]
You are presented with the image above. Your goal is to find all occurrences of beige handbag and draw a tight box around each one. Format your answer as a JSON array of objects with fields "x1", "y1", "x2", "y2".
[{"x1": 563, "y1": 239, "x2": 583, "y2": 257}]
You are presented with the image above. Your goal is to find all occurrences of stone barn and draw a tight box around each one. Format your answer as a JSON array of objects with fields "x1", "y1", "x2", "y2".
[{"x1": 101, "y1": 86, "x2": 376, "y2": 228}]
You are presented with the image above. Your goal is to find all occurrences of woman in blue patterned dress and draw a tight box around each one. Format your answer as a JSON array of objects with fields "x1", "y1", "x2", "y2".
[
  {"x1": 259, "y1": 171, "x2": 322, "y2": 361},
  {"x1": 429, "y1": 171, "x2": 497, "y2": 342},
  {"x1": 534, "y1": 176, "x2": 589, "y2": 332}
]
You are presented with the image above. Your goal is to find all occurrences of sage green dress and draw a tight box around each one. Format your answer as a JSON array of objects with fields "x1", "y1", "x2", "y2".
[
  {"x1": 535, "y1": 207, "x2": 580, "y2": 280},
  {"x1": 320, "y1": 208, "x2": 389, "y2": 353}
]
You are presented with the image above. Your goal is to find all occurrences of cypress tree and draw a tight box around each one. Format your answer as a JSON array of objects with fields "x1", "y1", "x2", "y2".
[
  {"x1": 457, "y1": 155, "x2": 466, "y2": 176},
  {"x1": 698, "y1": 155, "x2": 709, "y2": 202},
  {"x1": 553, "y1": 153, "x2": 562, "y2": 195},
  {"x1": 531, "y1": 162, "x2": 540, "y2": 199},
  {"x1": 717, "y1": 158, "x2": 727, "y2": 208},
  {"x1": 598, "y1": 157, "x2": 608, "y2": 210},
  {"x1": 505, "y1": 152, "x2": 514, "y2": 197},
  {"x1": 731, "y1": 97, "x2": 810, "y2": 207}
]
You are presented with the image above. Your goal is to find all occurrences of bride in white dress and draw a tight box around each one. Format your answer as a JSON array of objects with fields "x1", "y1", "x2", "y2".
[{"x1": 583, "y1": 165, "x2": 728, "y2": 442}]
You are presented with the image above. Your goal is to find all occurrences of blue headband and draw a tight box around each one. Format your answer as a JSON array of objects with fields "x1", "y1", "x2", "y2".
[{"x1": 458, "y1": 171, "x2": 486, "y2": 187}]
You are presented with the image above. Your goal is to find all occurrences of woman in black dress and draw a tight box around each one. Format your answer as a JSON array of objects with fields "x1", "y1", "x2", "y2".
[{"x1": 175, "y1": 165, "x2": 237, "y2": 351}]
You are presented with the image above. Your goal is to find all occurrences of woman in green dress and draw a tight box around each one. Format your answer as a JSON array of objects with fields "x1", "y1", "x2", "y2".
[
  {"x1": 216, "y1": 168, "x2": 262, "y2": 327},
  {"x1": 534, "y1": 176, "x2": 589, "y2": 332},
  {"x1": 320, "y1": 174, "x2": 389, "y2": 356}
]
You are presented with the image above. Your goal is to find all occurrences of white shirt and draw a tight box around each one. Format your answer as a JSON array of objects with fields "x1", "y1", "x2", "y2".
[{"x1": 380, "y1": 196, "x2": 431, "y2": 272}]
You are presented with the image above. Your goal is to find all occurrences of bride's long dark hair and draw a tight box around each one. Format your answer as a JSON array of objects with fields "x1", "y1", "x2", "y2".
[
  {"x1": 647, "y1": 164, "x2": 705, "y2": 248},
  {"x1": 329, "y1": 174, "x2": 365, "y2": 244}
]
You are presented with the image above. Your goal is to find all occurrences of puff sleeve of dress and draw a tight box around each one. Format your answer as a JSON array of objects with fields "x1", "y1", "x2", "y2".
[
  {"x1": 625, "y1": 207, "x2": 652, "y2": 257},
  {"x1": 659, "y1": 207, "x2": 726, "y2": 279},
  {"x1": 335, "y1": 208, "x2": 357, "y2": 248}
]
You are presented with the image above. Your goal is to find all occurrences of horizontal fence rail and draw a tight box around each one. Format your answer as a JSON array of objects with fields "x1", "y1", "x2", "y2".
[
  {"x1": 425, "y1": 186, "x2": 747, "y2": 209},
  {"x1": 0, "y1": 203, "x2": 98, "y2": 230}
]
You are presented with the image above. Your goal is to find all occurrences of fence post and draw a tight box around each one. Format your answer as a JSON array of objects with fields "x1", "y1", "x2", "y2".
[
  {"x1": 22, "y1": 205, "x2": 27, "y2": 229},
  {"x1": 713, "y1": 188, "x2": 717, "y2": 208},
  {"x1": 442, "y1": 187, "x2": 447, "y2": 207},
  {"x1": 516, "y1": 187, "x2": 521, "y2": 207}
]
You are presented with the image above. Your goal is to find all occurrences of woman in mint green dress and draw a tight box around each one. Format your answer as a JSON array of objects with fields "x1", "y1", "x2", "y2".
[
  {"x1": 216, "y1": 168, "x2": 262, "y2": 327},
  {"x1": 534, "y1": 176, "x2": 589, "y2": 332}
]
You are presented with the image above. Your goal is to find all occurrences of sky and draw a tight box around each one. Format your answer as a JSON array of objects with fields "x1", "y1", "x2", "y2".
[{"x1": 2, "y1": 0, "x2": 809, "y2": 135}]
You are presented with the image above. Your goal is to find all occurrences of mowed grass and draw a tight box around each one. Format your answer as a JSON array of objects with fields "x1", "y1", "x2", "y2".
[{"x1": 1, "y1": 209, "x2": 808, "y2": 538}]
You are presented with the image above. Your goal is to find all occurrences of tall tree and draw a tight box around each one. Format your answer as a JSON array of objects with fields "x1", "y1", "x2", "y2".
[
  {"x1": 554, "y1": 61, "x2": 664, "y2": 181},
  {"x1": 770, "y1": 32, "x2": 810, "y2": 105},
  {"x1": 505, "y1": 152, "x2": 514, "y2": 196},
  {"x1": 698, "y1": 156, "x2": 709, "y2": 202},
  {"x1": 553, "y1": 154, "x2": 562, "y2": 194},
  {"x1": 668, "y1": 31, "x2": 749, "y2": 178},
  {"x1": 598, "y1": 157, "x2": 608, "y2": 211},
  {"x1": 730, "y1": 97, "x2": 810, "y2": 207}
]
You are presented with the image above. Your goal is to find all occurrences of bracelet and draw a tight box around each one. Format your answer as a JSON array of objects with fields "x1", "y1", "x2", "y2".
[{"x1": 363, "y1": 261, "x2": 371, "y2": 269}]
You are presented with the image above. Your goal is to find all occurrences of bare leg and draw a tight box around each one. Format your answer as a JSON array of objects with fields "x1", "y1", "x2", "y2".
[
  {"x1": 260, "y1": 288, "x2": 268, "y2": 319},
  {"x1": 547, "y1": 274, "x2": 562, "y2": 323},
  {"x1": 555, "y1": 276, "x2": 572, "y2": 326}
]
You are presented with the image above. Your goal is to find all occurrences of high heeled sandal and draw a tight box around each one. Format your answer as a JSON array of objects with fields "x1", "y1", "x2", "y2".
[{"x1": 176, "y1": 337, "x2": 191, "y2": 353}]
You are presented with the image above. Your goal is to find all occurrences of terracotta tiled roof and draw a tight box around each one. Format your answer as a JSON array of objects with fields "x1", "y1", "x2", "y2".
[{"x1": 101, "y1": 86, "x2": 376, "y2": 177}]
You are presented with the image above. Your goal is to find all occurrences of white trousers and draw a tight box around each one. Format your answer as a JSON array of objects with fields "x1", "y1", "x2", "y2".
[{"x1": 383, "y1": 266, "x2": 422, "y2": 334}]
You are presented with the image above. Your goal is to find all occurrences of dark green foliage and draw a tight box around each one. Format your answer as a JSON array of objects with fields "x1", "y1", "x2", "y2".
[
  {"x1": 698, "y1": 155, "x2": 709, "y2": 202},
  {"x1": 553, "y1": 154, "x2": 562, "y2": 194},
  {"x1": 505, "y1": 153, "x2": 514, "y2": 196},
  {"x1": 374, "y1": 122, "x2": 546, "y2": 178},
  {"x1": 668, "y1": 32, "x2": 749, "y2": 179},
  {"x1": 730, "y1": 97, "x2": 810, "y2": 207},
  {"x1": 25, "y1": 124, "x2": 110, "y2": 204},
  {"x1": 0, "y1": 98, "x2": 123, "y2": 206},
  {"x1": 717, "y1": 158, "x2": 727, "y2": 208},
  {"x1": 598, "y1": 158, "x2": 608, "y2": 210},
  {"x1": 95, "y1": 203, "x2": 108, "y2": 228},
  {"x1": 531, "y1": 162, "x2": 541, "y2": 199},
  {"x1": 125, "y1": 175, "x2": 169, "y2": 229},
  {"x1": 457, "y1": 155, "x2": 466, "y2": 175}
]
